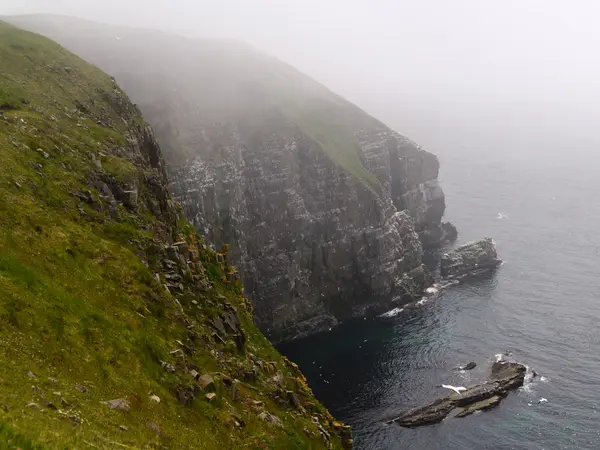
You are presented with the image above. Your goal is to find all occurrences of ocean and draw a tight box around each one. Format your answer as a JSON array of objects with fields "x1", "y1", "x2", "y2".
[{"x1": 280, "y1": 134, "x2": 600, "y2": 449}]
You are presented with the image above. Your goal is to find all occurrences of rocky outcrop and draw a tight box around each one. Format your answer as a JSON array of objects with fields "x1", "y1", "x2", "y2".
[
  {"x1": 387, "y1": 361, "x2": 526, "y2": 427},
  {"x1": 9, "y1": 15, "x2": 450, "y2": 341},
  {"x1": 441, "y1": 238, "x2": 501, "y2": 279}
]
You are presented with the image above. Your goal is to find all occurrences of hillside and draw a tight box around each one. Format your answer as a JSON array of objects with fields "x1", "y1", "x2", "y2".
[
  {"x1": 8, "y1": 15, "x2": 451, "y2": 341},
  {"x1": 0, "y1": 21, "x2": 349, "y2": 448}
]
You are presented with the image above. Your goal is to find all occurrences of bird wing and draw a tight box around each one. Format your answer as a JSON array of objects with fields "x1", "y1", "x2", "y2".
[{"x1": 441, "y1": 384, "x2": 466, "y2": 394}]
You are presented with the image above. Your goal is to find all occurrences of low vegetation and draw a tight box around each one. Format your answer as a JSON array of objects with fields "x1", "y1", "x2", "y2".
[{"x1": 0, "y1": 22, "x2": 350, "y2": 449}]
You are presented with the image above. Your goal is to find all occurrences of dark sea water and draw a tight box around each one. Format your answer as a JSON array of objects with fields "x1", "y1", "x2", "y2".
[{"x1": 280, "y1": 145, "x2": 600, "y2": 449}]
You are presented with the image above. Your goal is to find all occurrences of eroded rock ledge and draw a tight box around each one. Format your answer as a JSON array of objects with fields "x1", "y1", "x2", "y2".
[
  {"x1": 387, "y1": 361, "x2": 526, "y2": 427},
  {"x1": 441, "y1": 237, "x2": 502, "y2": 279}
]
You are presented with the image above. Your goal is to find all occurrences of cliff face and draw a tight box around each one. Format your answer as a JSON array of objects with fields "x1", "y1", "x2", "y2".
[
  {"x1": 172, "y1": 120, "x2": 438, "y2": 340},
  {"x1": 9, "y1": 15, "x2": 451, "y2": 340},
  {"x1": 0, "y1": 22, "x2": 348, "y2": 448}
]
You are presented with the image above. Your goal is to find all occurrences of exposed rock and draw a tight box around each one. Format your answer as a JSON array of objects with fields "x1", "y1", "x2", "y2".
[
  {"x1": 40, "y1": 398, "x2": 58, "y2": 410},
  {"x1": 205, "y1": 392, "x2": 217, "y2": 402},
  {"x1": 455, "y1": 395, "x2": 502, "y2": 418},
  {"x1": 26, "y1": 402, "x2": 41, "y2": 410},
  {"x1": 456, "y1": 362, "x2": 477, "y2": 371},
  {"x1": 286, "y1": 390, "x2": 301, "y2": 410},
  {"x1": 258, "y1": 411, "x2": 283, "y2": 427},
  {"x1": 174, "y1": 385, "x2": 197, "y2": 406},
  {"x1": 387, "y1": 361, "x2": 526, "y2": 427},
  {"x1": 197, "y1": 374, "x2": 215, "y2": 392},
  {"x1": 149, "y1": 395, "x2": 160, "y2": 404},
  {"x1": 160, "y1": 360, "x2": 176, "y2": 373},
  {"x1": 101, "y1": 398, "x2": 130, "y2": 412},
  {"x1": 441, "y1": 238, "x2": 501, "y2": 279},
  {"x1": 74, "y1": 384, "x2": 88, "y2": 393}
]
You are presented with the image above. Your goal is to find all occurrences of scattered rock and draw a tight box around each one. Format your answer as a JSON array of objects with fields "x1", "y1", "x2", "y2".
[
  {"x1": 258, "y1": 411, "x2": 283, "y2": 427},
  {"x1": 40, "y1": 398, "x2": 58, "y2": 410},
  {"x1": 387, "y1": 361, "x2": 526, "y2": 427},
  {"x1": 174, "y1": 385, "x2": 197, "y2": 406},
  {"x1": 36, "y1": 148, "x2": 50, "y2": 159},
  {"x1": 27, "y1": 371, "x2": 37, "y2": 379},
  {"x1": 149, "y1": 395, "x2": 160, "y2": 404},
  {"x1": 205, "y1": 392, "x2": 217, "y2": 402},
  {"x1": 441, "y1": 238, "x2": 501, "y2": 279},
  {"x1": 101, "y1": 398, "x2": 130, "y2": 412},
  {"x1": 160, "y1": 360, "x2": 176, "y2": 373},
  {"x1": 119, "y1": 425, "x2": 129, "y2": 431},
  {"x1": 75, "y1": 384, "x2": 88, "y2": 393},
  {"x1": 197, "y1": 374, "x2": 215, "y2": 392},
  {"x1": 48, "y1": 377, "x2": 59, "y2": 383},
  {"x1": 26, "y1": 402, "x2": 40, "y2": 410}
]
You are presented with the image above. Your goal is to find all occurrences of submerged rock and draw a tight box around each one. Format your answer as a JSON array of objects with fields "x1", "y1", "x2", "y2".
[
  {"x1": 441, "y1": 238, "x2": 501, "y2": 279},
  {"x1": 387, "y1": 361, "x2": 526, "y2": 427},
  {"x1": 456, "y1": 361, "x2": 477, "y2": 371}
]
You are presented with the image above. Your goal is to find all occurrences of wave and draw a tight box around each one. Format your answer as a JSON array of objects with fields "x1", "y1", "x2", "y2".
[{"x1": 380, "y1": 307, "x2": 404, "y2": 318}]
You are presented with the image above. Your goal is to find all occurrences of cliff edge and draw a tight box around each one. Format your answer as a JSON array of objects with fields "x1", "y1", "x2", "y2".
[
  {"x1": 8, "y1": 15, "x2": 454, "y2": 340},
  {"x1": 0, "y1": 22, "x2": 348, "y2": 448}
]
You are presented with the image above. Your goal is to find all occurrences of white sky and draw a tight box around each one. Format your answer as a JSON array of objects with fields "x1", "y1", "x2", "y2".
[{"x1": 4, "y1": 0, "x2": 600, "y2": 156}]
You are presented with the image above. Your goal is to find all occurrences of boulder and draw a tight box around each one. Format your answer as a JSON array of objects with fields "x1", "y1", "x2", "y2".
[
  {"x1": 387, "y1": 361, "x2": 526, "y2": 427},
  {"x1": 101, "y1": 398, "x2": 130, "y2": 412},
  {"x1": 441, "y1": 238, "x2": 501, "y2": 279},
  {"x1": 197, "y1": 374, "x2": 215, "y2": 392}
]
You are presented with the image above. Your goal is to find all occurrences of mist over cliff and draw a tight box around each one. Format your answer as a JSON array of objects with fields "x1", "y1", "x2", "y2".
[{"x1": 7, "y1": 15, "x2": 455, "y2": 340}]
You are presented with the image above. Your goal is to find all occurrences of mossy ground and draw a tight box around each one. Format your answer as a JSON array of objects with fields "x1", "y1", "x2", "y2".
[{"x1": 0, "y1": 22, "x2": 348, "y2": 449}]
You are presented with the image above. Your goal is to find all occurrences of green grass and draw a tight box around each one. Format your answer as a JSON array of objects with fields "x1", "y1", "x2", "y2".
[
  {"x1": 0, "y1": 21, "x2": 348, "y2": 449},
  {"x1": 281, "y1": 99, "x2": 381, "y2": 191}
]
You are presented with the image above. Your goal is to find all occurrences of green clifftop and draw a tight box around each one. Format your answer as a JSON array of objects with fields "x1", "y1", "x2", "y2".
[{"x1": 0, "y1": 22, "x2": 349, "y2": 449}]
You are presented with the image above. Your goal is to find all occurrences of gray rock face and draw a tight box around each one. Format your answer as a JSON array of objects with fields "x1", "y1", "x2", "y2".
[
  {"x1": 173, "y1": 124, "x2": 438, "y2": 340},
  {"x1": 8, "y1": 16, "x2": 448, "y2": 341},
  {"x1": 441, "y1": 238, "x2": 501, "y2": 279}
]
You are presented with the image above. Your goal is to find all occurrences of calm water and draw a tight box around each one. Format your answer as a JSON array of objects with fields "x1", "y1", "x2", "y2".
[{"x1": 280, "y1": 148, "x2": 600, "y2": 449}]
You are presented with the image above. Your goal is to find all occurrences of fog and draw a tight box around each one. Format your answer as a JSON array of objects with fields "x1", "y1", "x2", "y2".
[{"x1": 4, "y1": 0, "x2": 600, "y2": 159}]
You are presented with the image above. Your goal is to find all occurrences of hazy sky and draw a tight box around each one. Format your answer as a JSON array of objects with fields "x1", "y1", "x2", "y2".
[{"x1": 4, "y1": 0, "x2": 600, "y2": 157}]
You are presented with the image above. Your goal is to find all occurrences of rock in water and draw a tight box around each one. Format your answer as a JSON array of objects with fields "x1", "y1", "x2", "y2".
[
  {"x1": 441, "y1": 238, "x2": 501, "y2": 279},
  {"x1": 456, "y1": 361, "x2": 477, "y2": 371},
  {"x1": 387, "y1": 361, "x2": 526, "y2": 427}
]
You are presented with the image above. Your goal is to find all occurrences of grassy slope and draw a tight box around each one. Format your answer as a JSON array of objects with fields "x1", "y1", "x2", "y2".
[{"x1": 0, "y1": 22, "x2": 349, "y2": 449}]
